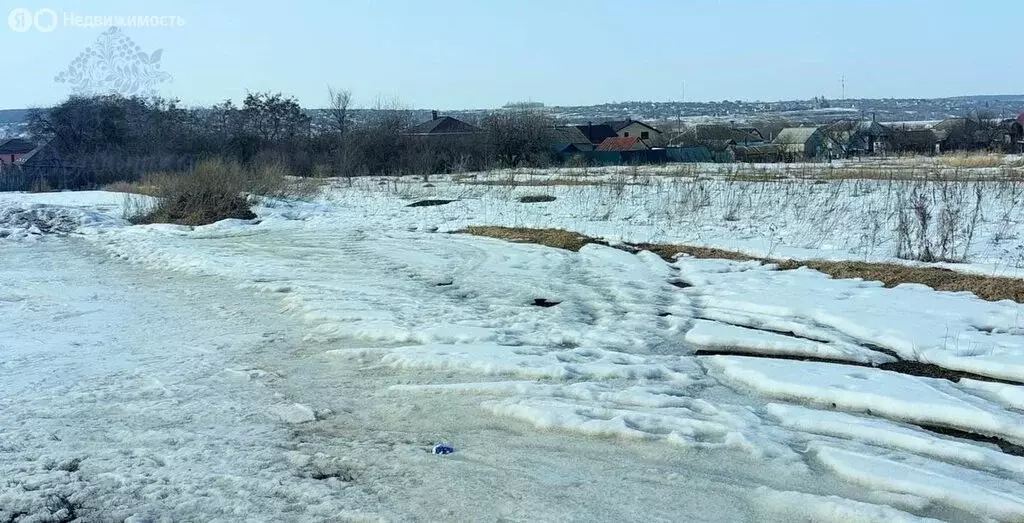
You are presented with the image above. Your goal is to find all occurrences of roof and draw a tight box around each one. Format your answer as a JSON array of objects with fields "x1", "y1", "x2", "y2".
[
  {"x1": 406, "y1": 116, "x2": 480, "y2": 136},
  {"x1": 854, "y1": 121, "x2": 891, "y2": 135},
  {"x1": 573, "y1": 123, "x2": 619, "y2": 145},
  {"x1": 734, "y1": 144, "x2": 781, "y2": 156},
  {"x1": 691, "y1": 125, "x2": 763, "y2": 144},
  {"x1": 932, "y1": 118, "x2": 971, "y2": 132},
  {"x1": 735, "y1": 126, "x2": 765, "y2": 140},
  {"x1": 774, "y1": 127, "x2": 821, "y2": 145},
  {"x1": 554, "y1": 143, "x2": 591, "y2": 154},
  {"x1": 596, "y1": 136, "x2": 648, "y2": 151},
  {"x1": 15, "y1": 141, "x2": 69, "y2": 175},
  {"x1": 602, "y1": 119, "x2": 662, "y2": 134},
  {"x1": 550, "y1": 126, "x2": 592, "y2": 146},
  {"x1": 0, "y1": 138, "x2": 36, "y2": 155},
  {"x1": 895, "y1": 128, "x2": 938, "y2": 141},
  {"x1": 551, "y1": 127, "x2": 595, "y2": 153},
  {"x1": 1018, "y1": 112, "x2": 1024, "y2": 124}
]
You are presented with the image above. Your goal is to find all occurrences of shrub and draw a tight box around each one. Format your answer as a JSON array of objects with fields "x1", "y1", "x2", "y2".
[
  {"x1": 406, "y1": 199, "x2": 457, "y2": 207},
  {"x1": 130, "y1": 158, "x2": 298, "y2": 226},
  {"x1": 519, "y1": 194, "x2": 556, "y2": 203}
]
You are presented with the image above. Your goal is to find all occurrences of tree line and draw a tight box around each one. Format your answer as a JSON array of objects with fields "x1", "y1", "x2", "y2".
[{"x1": 24, "y1": 90, "x2": 558, "y2": 188}]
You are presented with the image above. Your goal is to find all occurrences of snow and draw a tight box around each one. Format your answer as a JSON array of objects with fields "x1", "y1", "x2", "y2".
[
  {"x1": 813, "y1": 446, "x2": 1024, "y2": 521},
  {"x1": 679, "y1": 257, "x2": 1024, "y2": 382},
  {"x1": 270, "y1": 403, "x2": 318, "y2": 424},
  {"x1": 0, "y1": 241, "x2": 383, "y2": 521},
  {"x1": 0, "y1": 191, "x2": 132, "y2": 241},
  {"x1": 328, "y1": 167, "x2": 1024, "y2": 277},
  {"x1": 5, "y1": 181, "x2": 1024, "y2": 521},
  {"x1": 684, "y1": 318, "x2": 879, "y2": 363},
  {"x1": 766, "y1": 403, "x2": 1024, "y2": 478},
  {"x1": 707, "y1": 356, "x2": 1024, "y2": 445},
  {"x1": 750, "y1": 487, "x2": 945, "y2": 523}
]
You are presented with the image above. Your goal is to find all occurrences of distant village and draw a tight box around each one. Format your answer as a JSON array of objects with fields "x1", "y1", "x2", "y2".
[{"x1": 386, "y1": 109, "x2": 1024, "y2": 166}]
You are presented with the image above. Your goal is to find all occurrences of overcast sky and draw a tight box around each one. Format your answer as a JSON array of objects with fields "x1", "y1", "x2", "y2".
[{"x1": 1, "y1": 0, "x2": 1021, "y2": 110}]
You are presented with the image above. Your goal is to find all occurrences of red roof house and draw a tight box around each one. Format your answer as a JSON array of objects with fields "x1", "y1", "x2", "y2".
[
  {"x1": 0, "y1": 138, "x2": 36, "y2": 167},
  {"x1": 596, "y1": 136, "x2": 650, "y2": 152}
]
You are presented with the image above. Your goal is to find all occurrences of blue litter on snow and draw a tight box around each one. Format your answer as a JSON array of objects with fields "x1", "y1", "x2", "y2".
[{"x1": 433, "y1": 444, "x2": 455, "y2": 455}]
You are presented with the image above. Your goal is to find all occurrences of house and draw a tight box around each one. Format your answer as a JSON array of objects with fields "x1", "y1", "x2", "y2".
[
  {"x1": 1, "y1": 139, "x2": 83, "y2": 191},
  {"x1": 0, "y1": 138, "x2": 36, "y2": 167},
  {"x1": 405, "y1": 111, "x2": 481, "y2": 136},
  {"x1": 845, "y1": 120, "x2": 892, "y2": 156},
  {"x1": 585, "y1": 136, "x2": 665, "y2": 165},
  {"x1": 670, "y1": 124, "x2": 764, "y2": 148},
  {"x1": 601, "y1": 118, "x2": 663, "y2": 142},
  {"x1": 889, "y1": 127, "x2": 940, "y2": 155},
  {"x1": 930, "y1": 117, "x2": 1009, "y2": 152},
  {"x1": 735, "y1": 125, "x2": 765, "y2": 141},
  {"x1": 550, "y1": 126, "x2": 595, "y2": 154},
  {"x1": 596, "y1": 136, "x2": 651, "y2": 152},
  {"x1": 733, "y1": 144, "x2": 783, "y2": 163},
  {"x1": 773, "y1": 127, "x2": 838, "y2": 161},
  {"x1": 573, "y1": 123, "x2": 619, "y2": 145},
  {"x1": 998, "y1": 118, "x2": 1024, "y2": 153}
]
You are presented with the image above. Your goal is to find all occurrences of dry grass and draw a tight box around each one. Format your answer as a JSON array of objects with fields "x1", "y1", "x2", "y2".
[
  {"x1": 463, "y1": 226, "x2": 1024, "y2": 303},
  {"x1": 783, "y1": 260, "x2": 1024, "y2": 302},
  {"x1": 632, "y1": 243, "x2": 762, "y2": 263},
  {"x1": 104, "y1": 180, "x2": 161, "y2": 197},
  {"x1": 938, "y1": 153, "x2": 1005, "y2": 169}
]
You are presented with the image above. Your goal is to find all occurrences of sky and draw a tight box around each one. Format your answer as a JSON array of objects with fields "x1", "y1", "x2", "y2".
[{"x1": 1, "y1": 0, "x2": 1022, "y2": 110}]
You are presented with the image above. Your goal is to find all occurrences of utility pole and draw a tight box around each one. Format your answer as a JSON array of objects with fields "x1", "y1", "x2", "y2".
[
  {"x1": 841, "y1": 75, "x2": 846, "y2": 101},
  {"x1": 678, "y1": 81, "x2": 685, "y2": 132}
]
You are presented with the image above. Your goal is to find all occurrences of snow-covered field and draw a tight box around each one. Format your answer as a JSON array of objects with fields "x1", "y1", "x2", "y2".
[
  {"x1": 3, "y1": 173, "x2": 1024, "y2": 521},
  {"x1": 343, "y1": 161, "x2": 1024, "y2": 276}
]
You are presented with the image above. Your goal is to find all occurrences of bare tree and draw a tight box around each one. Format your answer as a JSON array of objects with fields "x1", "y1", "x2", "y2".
[
  {"x1": 483, "y1": 109, "x2": 554, "y2": 167},
  {"x1": 820, "y1": 118, "x2": 861, "y2": 158},
  {"x1": 327, "y1": 86, "x2": 352, "y2": 138},
  {"x1": 241, "y1": 92, "x2": 309, "y2": 142}
]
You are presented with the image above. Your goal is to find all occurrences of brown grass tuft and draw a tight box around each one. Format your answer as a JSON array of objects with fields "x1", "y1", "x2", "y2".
[
  {"x1": 781, "y1": 260, "x2": 1024, "y2": 303},
  {"x1": 463, "y1": 226, "x2": 1024, "y2": 303},
  {"x1": 632, "y1": 243, "x2": 763, "y2": 263},
  {"x1": 462, "y1": 226, "x2": 608, "y2": 252}
]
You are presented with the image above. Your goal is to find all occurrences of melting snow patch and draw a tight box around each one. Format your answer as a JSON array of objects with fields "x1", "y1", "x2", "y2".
[
  {"x1": 750, "y1": 487, "x2": 944, "y2": 523},
  {"x1": 381, "y1": 343, "x2": 690, "y2": 381},
  {"x1": 270, "y1": 403, "x2": 317, "y2": 424},
  {"x1": 0, "y1": 206, "x2": 82, "y2": 239}
]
